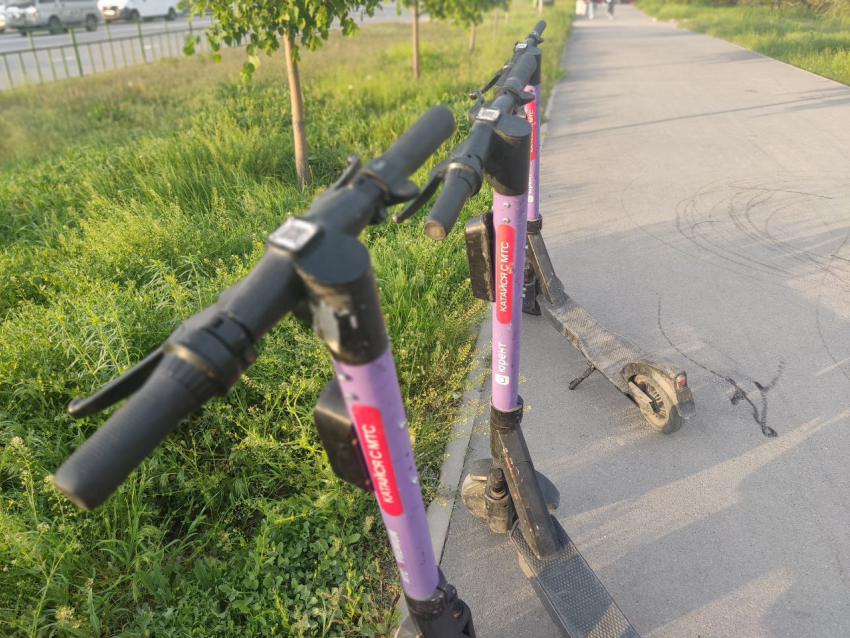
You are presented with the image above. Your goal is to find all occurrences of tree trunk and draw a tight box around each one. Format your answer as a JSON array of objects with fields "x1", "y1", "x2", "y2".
[
  {"x1": 505, "y1": 11, "x2": 510, "y2": 23},
  {"x1": 412, "y1": 0, "x2": 420, "y2": 80},
  {"x1": 493, "y1": 8, "x2": 498, "y2": 37},
  {"x1": 537, "y1": 0, "x2": 543, "y2": 14},
  {"x1": 774, "y1": 0, "x2": 781, "y2": 9},
  {"x1": 284, "y1": 33, "x2": 311, "y2": 191},
  {"x1": 469, "y1": 22, "x2": 476, "y2": 53}
]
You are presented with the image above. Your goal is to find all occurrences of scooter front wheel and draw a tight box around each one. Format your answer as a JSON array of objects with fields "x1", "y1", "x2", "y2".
[
  {"x1": 631, "y1": 373, "x2": 683, "y2": 434},
  {"x1": 461, "y1": 470, "x2": 488, "y2": 522}
]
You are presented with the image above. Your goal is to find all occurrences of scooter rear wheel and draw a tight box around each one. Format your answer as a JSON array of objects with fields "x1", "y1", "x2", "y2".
[{"x1": 632, "y1": 373, "x2": 682, "y2": 433}]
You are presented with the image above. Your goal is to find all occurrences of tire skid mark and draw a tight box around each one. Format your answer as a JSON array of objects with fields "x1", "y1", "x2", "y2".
[
  {"x1": 728, "y1": 184, "x2": 834, "y2": 200},
  {"x1": 623, "y1": 177, "x2": 800, "y2": 300},
  {"x1": 678, "y1": 184, "x2": 796, "y2": 279},
  {"x1": 683, "y1": 184, "x2": 795, "y2": 277},
  {"x1": 657, "y1": 298, "x2": 783, "y2": 438},
  {"x1": 815, "y1": 229, "x2": 850, "y2": 386},
  {"x1": 755, "y1": 197, "x2": 848, "y2": 277},
  {"x1": 675, "y1": 174, "x2": 850, "y2": 294}
]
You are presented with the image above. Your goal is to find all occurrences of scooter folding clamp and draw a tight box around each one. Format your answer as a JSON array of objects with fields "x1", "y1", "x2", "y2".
[{"x1": 490, "y1": 395, "x2": 524, "y2": 432}]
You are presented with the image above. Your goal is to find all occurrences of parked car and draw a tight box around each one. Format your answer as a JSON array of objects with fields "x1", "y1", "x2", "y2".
[
  {"x1": 0, "y1": 8, "x2": 7, "y2": 33},
  {"x1": 97, "y1": 0, "x2": 180, "y2": 22},
  {"x1": 5, "y1": 0, "x2": 101, "y2": 34}
]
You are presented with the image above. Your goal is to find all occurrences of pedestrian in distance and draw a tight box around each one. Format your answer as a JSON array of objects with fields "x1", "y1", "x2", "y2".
[{"x1": 605, "y1": 0, "x2": 616, "y2": 19}]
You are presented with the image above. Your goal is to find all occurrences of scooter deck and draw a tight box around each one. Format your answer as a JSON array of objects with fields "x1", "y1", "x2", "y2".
[
  {"x1": 512, "y1": 517, "x2": 640, "y2": 638},
  {"x1": 538, "y1": 293, "x2": 640, "y2": 395}
]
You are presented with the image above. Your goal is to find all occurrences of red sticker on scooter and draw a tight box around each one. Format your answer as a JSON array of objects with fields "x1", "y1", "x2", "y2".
[
  {"x1": 526, "y1": 98, "x2": 537, "y2": 160},
  {"x1": 496, "y1": 224, "x2": 515, "y2": 324},
  {"x1": 352, "y1": 405, "x2": 403, "y2": 516}
]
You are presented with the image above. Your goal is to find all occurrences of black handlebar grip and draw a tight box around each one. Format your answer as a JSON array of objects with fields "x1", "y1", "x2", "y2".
[
  {"x1": 53, "y1": 355, "x2": 211, "y2": 510},
  {"x1": 532, "y1": 20, "x2": 546, "y2": 37},
  {"x1": 376, "y1": 105, "x2": 456, "y2": 185},
  {"x1": 424, "y1": 167, "x2": 478, "y2": 240},
  {"x1": 505, "y1": 53, "x2": 540, "y2": 93}
]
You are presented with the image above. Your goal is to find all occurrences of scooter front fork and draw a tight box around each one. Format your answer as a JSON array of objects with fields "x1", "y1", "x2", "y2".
[{"x1": 461, "y1": 397, "x2": 562, "y2": 557}]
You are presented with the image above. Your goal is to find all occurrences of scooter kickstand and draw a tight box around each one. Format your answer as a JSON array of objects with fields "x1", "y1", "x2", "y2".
[{"x1": 569, "y1": 364, "x2": 596, "y2": 390}]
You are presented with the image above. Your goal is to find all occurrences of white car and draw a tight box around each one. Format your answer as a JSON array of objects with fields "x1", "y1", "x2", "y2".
[
  {"x1": 5, "y1": 0, "x2": 101, "y2": 33},
  {"x1": 97, "y1": 0, "x2": 181, "y2": 22}
]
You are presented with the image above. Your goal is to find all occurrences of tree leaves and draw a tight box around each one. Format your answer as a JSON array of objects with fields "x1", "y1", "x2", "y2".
[
  {"x1": 398, "y1": 0, "x2": 509, "y2": 30},
  {"x1": 184, "y1": 0, "x2": 383, "y2": 78}
]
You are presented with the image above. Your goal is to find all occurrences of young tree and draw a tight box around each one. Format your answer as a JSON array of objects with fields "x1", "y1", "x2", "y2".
[
  {"x1": 432, "y1": 0, "x2": 509, "y2": 54},
  {"x1": 411, "y1": 0, "x2": 421, "y2": 80},
  {"x1": 397, "y1": 0, "x2": 506, "y2": 79},
  {"x1": 397, "y1": 0, "x2": 439, "y2": 80},
  {"x1": 185, "y1": 0, "x2": 381, "y2": 191}
]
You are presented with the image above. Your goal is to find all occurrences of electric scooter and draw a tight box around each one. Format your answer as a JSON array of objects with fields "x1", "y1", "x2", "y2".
[
  {"x1": 393, "y1": 20, "x2": 694, "y2": 637},
  {"x1": 50, "y1": 22, "x2": 676, "y2": 638},
  {"x1": 520, "y1": 35, "x2": 696, "y2": 434},
  {"x1": 405, "y1": 24, "x2": 696, "y2": 435},
  {"x1": 53, "y1": 105, "x2": 477, "y2": 636}
]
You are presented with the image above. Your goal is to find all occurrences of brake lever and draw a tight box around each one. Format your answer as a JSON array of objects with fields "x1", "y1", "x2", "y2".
[
  {"x1": 332, "y1": 154, "x2": 363, "y2": 190},
  {"x1": 467, "y1": 90, "x2": 487, "y2": 122},
  {"x1": 464, "y1": 66, "x2": 507, "y2": 117},
  {"x1": 66, "y1": 302, "x2": 231, "y2": 418},
  {"x1": 479, "y1": 67, "x2": 505, "y2": 96},
  {"x1": 67, "y1": 347, "x2": 164, "y2": 418},
  {"x1": 392, "y1": 160, "x2": 448, "y2": 224}
]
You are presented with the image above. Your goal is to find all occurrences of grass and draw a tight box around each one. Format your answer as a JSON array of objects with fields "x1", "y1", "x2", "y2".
[
  {"x1": 0, "y1": 3, "x2": 571, "y2": 636},
  {"x1": 637, "y1": 0, "x2": 850, "y2": 85}
]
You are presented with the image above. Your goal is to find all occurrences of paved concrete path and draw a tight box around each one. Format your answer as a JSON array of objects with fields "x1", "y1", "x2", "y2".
[{"x1": 441, "y1": 5, "x2": 850, "y2": 637}]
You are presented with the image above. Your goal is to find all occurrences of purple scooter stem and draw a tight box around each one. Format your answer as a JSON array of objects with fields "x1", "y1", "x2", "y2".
[
  {"x1": 333, "y1": 347, "x2": 439, "y2": 601},
  {"x1": 525, "y1": 84, "x2": 542, "y2": 222},
  {"x1": 491, "y1": 191, "x2": 529, "y2": 412}
]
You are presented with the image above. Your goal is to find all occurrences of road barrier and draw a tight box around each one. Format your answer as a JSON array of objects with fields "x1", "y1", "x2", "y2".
[{"x1": 0, "y1": 19, "x2": 210, "y2": 91}]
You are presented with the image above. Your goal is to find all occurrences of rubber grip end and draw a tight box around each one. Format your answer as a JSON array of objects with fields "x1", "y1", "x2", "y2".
[{"x1": 424, "y1": 220, "x2": 448, "y2": 241}]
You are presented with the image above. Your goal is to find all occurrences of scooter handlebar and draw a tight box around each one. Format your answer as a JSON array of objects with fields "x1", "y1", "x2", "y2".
[
  {"x1": 424, "y1": 165, "x2": 481, "y2": 240},
  {"x1": 53, "y1": 106, "x2": 458, "y2": 511},
  {"x1": 54, "y1": 355, "x2": 215, "y2": 510},
  {"x1": 532, "y1": 20, "x2": 546, "y2": 38},
  {"x1": 503, "y1": 53, "x2": 540, "y2": 95},
  {"x1": 375, "y1": 105, "x2": 456, "y2": 186}
]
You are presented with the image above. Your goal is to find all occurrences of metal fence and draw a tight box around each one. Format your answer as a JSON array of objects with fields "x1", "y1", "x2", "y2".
[{"x1": 0, "y1": 20, "x2": 211, "y2": 90}]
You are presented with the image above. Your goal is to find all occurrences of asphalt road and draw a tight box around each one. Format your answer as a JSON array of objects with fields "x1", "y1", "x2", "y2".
[
  {"x1": 0, "y1": 3, "x2": 411, "y2": 89},
  {"x1": 441, "y1": 5, "x2": 850, "y2": 637},
  {"x1": 0, "y1": 15, "x2": 213, "y2": 88},
  {"x1": 0, "y1": 14, "x2": 213, "y2": 52}
]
